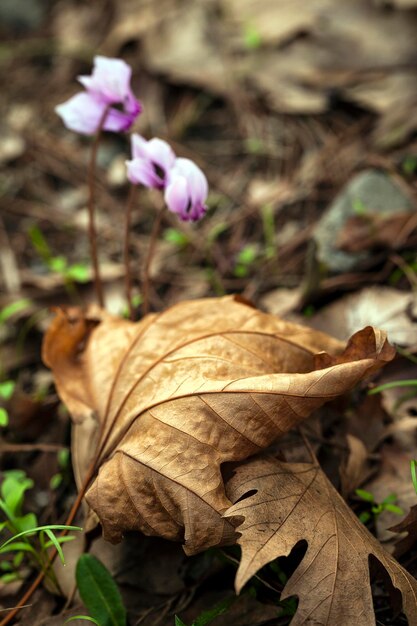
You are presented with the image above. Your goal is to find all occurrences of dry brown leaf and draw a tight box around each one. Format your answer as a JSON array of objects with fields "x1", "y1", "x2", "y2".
[
  {"x1": 43, "y1": 295, "x2": 394, "y2": 555},
  {"x1": 224, "y1": 456, "x2": 417, "y2": 624},
  {"x1": 308, "y1": 286, "x2": 417, "y2": 346},
  {"x1": 340, "y1": 433, "x2": 370, "y2": 498},
  {"x1": 391, "y1": 504, "x2": 417, "y2": 558}
]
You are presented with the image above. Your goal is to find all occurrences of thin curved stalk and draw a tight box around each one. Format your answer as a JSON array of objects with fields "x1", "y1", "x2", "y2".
[
  {"x1": 141, "y1": 202, "x2": 165, "y2": 317},
  {"x1": 123, "y1": 185, "x2": 138, "y2": 320},
  {"x1": 88, "y1": 106, "x2": 109, "y2": 309}
]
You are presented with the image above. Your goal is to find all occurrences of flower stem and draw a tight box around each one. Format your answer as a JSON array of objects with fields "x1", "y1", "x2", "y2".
[
  {"x1": 142, "y1": 201, "x2": 165, "y2": 316},
  {"x1": 87, "y1": 106, "x2": 109, "y2": 309},
  {"x1": 124, "y1": 185, "x2": 138, "y2": 320}
]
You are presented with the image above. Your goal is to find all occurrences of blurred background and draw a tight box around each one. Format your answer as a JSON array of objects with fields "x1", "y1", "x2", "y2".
[
  {"x1": 2, "y1": 2, "x2": 417, "y2": 625},
  {"x1": 1, "y1": 0, "x2": 417, "y2": 315}
]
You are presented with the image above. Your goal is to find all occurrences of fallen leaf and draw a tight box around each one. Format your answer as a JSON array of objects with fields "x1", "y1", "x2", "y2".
[
  {"x1": 43, "y1": 295, "x2": 393, "y2": 555},
  {"x1": 391, "y1": 504, "x2": 417, "y2": 558},
  {"x1": 260, "y1": 287, "x2": 303, "y2": 318},
  {"x1": 308, "y1": 286, "x2": 417, "y2": 346},
  {"x1": 224, "y1": 455, "x2": 417, "y2": 624},
  {"x1": 340, "y1": 433, "x2": 370, "y2": 498}
]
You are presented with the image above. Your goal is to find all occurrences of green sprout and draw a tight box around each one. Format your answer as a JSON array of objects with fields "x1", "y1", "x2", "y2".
[
  {"x1": 28, "y1": 224, "x2": 89, "y2": 293},
  {"x1": 402, "y1": 155, "x2": 417, "y2": 176},
  {"x1": 244, "y1": 137, "x2": 264, "y2": 155},
  {"x1": 302, "y1": 304, "x2": 315, "y2": 318},
  {"x1": 261, "y1": 203, "x2": 276, "y2": 260},
  {"x1": 163, "y1": 227, "x2": 190, "y2": 249},
  {"x1": 121, "y1": 294, "x2": 142, "y2": 319},
  {"x1": 355, "y1": 489, "x2": 404, "y2": 525},
  {"x1": 243, "y1": 23, "x2": 262, "y2": 49},
  {"x1": 387, "y1": 251, "x2": 417, "y2": 286},
  {"x1": 234, "y1": 244, "x2": 258, "y2": 278},
  {"x1": 411, "y1": 460, "x2": 417, "y2": 495},
  {"x1": 0, "y1": 470, "x2": 81, "y2": 589},
  {"x1": 0, "y1": 299, "x2": 31, "y2": 326},
  {"x1": 49, "y1": 448, "x2": 70, "y2": 491},
  {"x1": 352, "y1": 198, "x2": 368, "y2": 216},
  {"x1": 0, "y1": 380, "x2": 15, "y2": 427},
  {"x1": 175, "y1": 596, "x2": 235, "y2": 626}
]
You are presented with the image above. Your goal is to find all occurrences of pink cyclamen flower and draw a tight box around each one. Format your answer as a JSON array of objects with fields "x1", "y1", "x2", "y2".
[
  {"x1": 165, "y1": 158, "x2": 208, "y2": 222},
  {"x1": 126, "y1": 134, "x2": 176, "y2": 190},
  {"x1": 55, "y1": 56, "x2": 141, "y2": 135}
]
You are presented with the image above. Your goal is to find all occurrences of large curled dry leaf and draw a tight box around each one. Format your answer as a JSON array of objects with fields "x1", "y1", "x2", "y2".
[
  {"x1": 43, "y1": 295, "x2": 394, "y2": 554},
  {"x1": 225, "y1": 456, "x2": 417, "y2": 625}
]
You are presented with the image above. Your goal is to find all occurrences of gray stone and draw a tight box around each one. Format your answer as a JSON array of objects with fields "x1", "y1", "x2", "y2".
[{"x1": 313, "y1": 169, "x2": 415, "y2": 273}]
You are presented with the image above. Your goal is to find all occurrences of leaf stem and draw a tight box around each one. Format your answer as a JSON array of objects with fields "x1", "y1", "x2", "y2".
[
  {"x1": 142, "y1": 201, "x2": 165, "y2": 316},
  {"x1": 124, "y1": 185, "x2": 138, "y2": 320},
  {"x1": 88, "y1": 106, "x2": 109, "y2": 309}
]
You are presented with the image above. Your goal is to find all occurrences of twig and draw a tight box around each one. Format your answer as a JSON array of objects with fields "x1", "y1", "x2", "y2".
[
  {"x1": 87, "y1": 106, "x2": 109, "y2": 309},
  {"x1": 0, "y1": 606, "x2": 32, "y2": 614},
  {"x1": 390, "y1": 252, "x2": 417, "y2": 293},
  {"x1": 0, "y1": 214, "x2": 20, "y2": 293},
  {"x1": 0, "y1": 442, "x2": 65, "y2": 453},
  {"x1": 142, "y1": 201, "x2": 165, "y2": 316},
  {"x1": 123, "y1": 185, "x2": 138, "y2": 320}
]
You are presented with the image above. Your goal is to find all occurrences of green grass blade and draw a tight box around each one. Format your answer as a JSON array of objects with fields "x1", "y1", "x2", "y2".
[
  {"x1": 0, "y1": 525, "x2": 82, "y2": 551},
  {"x1": 65, "y1": 616, "x2": 100, "y2": 625},
  {"x1": 43, "y1": 535, "x2": 75, "y2": 550},
  {"x1": 0, "y1": 299, "x2": 31, "y2": 325},
  {"x1": 368, "y1": 380, "x2": 417, "y2": 395},
  {"x1": 193, "y1": 596, "x2": 235, "y2": 626},
  {"x1": 0, "y1": 541, "x2": 36, "y2": 554},
  {"x1": 43, "y1": 529, "x2": 65, "y2": 564},
  {"x1": 411, "y1": 460, "x2": 417, "y2": 494}
]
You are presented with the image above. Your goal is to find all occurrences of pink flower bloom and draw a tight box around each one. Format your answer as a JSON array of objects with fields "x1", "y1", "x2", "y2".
[
  {"x1": 126, "y1": 134, "x2": 176, "y2": 189},
  {"x1": 55, "y1": 56, "x2": 141, "y2": 135},
  {"x1": 165, "y1": 158, "x2": 208, "y2": 221}
]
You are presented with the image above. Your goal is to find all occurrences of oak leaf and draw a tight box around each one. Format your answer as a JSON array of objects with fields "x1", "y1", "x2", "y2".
[
  {"x1": 42, "y1": 295, "x2": 394, "y2": 554},
  {"x1": 225, "y1": 456, "x2": 417, "y2": 625}
]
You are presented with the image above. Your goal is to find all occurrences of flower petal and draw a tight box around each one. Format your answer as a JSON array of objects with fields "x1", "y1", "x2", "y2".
[
  {"x1": 126, "y1": 159, "x2": 160, "y2": 188},
  {"x1": 78, "y1": 56, "x2": 132, "y2": 104},
  {"x1": 129, "y1": 135, "x2": 176, "y2": 189},
  {"x1": 169, "y1": 158, "x2": 208, "y2": 205},
  {"x1": 131, "y1": 134, "x2": 149, "y2": 159},
  {"x1": 146, "y1": 138, "x2": 176, "y2": 175},
  {"x1": 165, "y1": 158, "x2": 208, "y2": 221},
  {"x1": 104, "y1": 107, "x2": 137, "y2": 133},
  {"x1": 55, "y1": 92, "x2": 107, "y2": 135},
  {"x1": 165, "y1": 176, "x2": 190, "y2": 220}
]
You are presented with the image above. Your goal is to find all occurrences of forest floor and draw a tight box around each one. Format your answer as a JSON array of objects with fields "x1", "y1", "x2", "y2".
[{"x1": 1, "y1": 1, "x2": 417, "y2": 625}]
